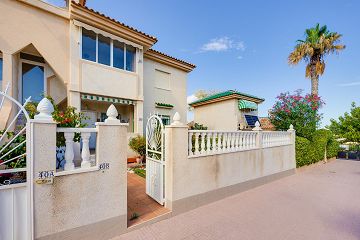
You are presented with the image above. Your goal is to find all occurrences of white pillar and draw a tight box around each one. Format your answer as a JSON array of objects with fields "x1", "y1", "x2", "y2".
[
  {"x1": 81, "y1": 132, "x2": 91, "y2": 168},
  {"x1": 253, "y1": 121, "x2": 263, "y2": 149}
]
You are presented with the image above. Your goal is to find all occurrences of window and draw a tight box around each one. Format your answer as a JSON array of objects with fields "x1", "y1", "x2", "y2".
[
  {"x1": 126, "y1": 45, "x2": 136, "y2": 72},
  {"x1": 82, "y1": 29, "x2": 96, "y2": 62},
  {"x1": 159, "y1": 115, "x2": 170, "y2": 125},
  {"x1": 22, "y1": 62, "x2": 44, "y2": 103},
  {"x1": 0, "y1": 58, "x2": 2, "y2": 91},
  {"x1": 81, "y1": 27, "x2": 137, "y2": 72},
  {"x1": 98, "y1": 34, "x2": 111, "y2": 66},
  {"x1": 155, "y1": 70, "x2": 171, "y2": 90},
  {"x1": 113, "y1": 40, "x2": 124, "y2": 69}
]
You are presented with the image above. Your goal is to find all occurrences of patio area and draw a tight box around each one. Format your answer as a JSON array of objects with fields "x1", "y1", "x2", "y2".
[
  {"x1": 127, "y1": 172, "x2": 170, "y2": 227},
  {"x1": 116, "y1": 159, "x2": 360, "y2": 239}
]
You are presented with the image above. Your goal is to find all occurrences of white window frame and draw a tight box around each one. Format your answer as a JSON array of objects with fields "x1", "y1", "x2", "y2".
[
  {"x1": 18, "y1": 59, "x2": 47, "y2": 103},
  {"x1": 158, "y1": 114, "x2": 171, "y2": 125},
  {"x1": 79, "y1": 25, "x2": 138, "y2": 73}
]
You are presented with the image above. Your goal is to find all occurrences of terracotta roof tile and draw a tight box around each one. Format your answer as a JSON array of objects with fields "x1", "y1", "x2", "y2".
[
  {"x1": 71, "y1": 1, "x2": 157, "y2": 42},
  {"x1": 147, "y1": 49, "x2": 196, "y2": 69},
  {"x1": 259, "y1": 117, "x2": 275, "y2": 130}
]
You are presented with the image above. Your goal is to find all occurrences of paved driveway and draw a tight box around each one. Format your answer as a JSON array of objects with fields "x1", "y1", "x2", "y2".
[{"x1": 113, "y1": 160, "x2": 360, "y2": 240}]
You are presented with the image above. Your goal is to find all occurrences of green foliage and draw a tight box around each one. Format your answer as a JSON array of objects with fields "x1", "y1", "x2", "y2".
[
  {"x1": 25, "y1": 96, "x2": 87, "y2": 147},
  {"x1": 130, "y1": 212, "x2": 139, "y2": 221},
  {"x1": 288, "y1": 23, "x2": 345, "y2": 95},
  {"x1": 327, "y1": 138, "x2": 340, "y2": 159},
  {"x1": 327, "y1": 102, "x2": 360, "y2": 143},
  {"x1": 295, "y1": 129, "x2": 339, "y2": 167},
  {"x1": 190, "y1": 122, "x2": 208, "y2": 130},
  {"x1": 0, "y1": 130, "x2": 26, "y2": 168},
  {"x1": 295, "y1": 136, "x2": 313, "y2": 167},
  {"x1": 348, "y1": 144, "x2": 360, "y2": 151},
  {"x1": 269, "y1": 90, "x2": 324, "y2": 139},
  {"x1": 130, "y1": 167, "x2": 146, "y2": 178},
  {"x1": 129, "y1": 136, "x2": 146, "y2": 157}
]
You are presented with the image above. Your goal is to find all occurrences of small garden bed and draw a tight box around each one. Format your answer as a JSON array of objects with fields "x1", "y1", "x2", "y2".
[{"x1": 128, "y1": 165, "x2": 146, "y2": 178}]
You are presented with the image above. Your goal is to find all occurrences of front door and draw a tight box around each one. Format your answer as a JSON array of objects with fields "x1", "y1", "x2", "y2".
[{"x1": 145, "y1": 115, "x2": 165, "y2": 205}]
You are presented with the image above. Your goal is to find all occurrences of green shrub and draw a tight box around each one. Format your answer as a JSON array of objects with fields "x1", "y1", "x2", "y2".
[
  {"x1": 129, "y1": 135, "x2": 146, "y2": 157},
  {"x1": 269, "y1": 90, "x2": 324, "y2": 139},
  {"x1": 295, "y1": 129, "x2": 340, "y2": 167},
  {"x1": 295, "y1": 136, "x2": 312, "y2": 167},
  {"x1": 327, "y1": 138, "x2": 340, "y2": 159},
  {"x1": 190, "y1": 122, "x2": 208, "y2": 130}
]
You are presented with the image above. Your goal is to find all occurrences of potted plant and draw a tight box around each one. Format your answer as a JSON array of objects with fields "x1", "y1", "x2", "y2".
[{"x1": 129, "y1": 136, "x2": 146, "y2": 164}]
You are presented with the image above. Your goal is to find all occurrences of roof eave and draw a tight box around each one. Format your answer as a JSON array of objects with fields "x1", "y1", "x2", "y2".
[
  {"x1": 144, "y1": 49, "x2": 196, "y2": 73},
  {"x1": 190, "y1": 94, "x2": 264, "y2": 107},
  {"x1": 70, "y1": 2, "x2": 157, "y2": 49}
]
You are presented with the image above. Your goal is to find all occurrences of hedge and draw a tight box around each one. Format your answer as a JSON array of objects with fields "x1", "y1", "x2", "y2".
[{"x1": 295, "y1": 129, "x2": 339, "y2": 167}]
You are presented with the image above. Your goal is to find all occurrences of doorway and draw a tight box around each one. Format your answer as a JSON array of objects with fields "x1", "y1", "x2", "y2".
[{"x1": 127, "y1": 114, "x2": 169, "y2": 227}]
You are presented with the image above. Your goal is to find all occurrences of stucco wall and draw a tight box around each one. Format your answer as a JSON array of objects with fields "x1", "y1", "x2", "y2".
[
  {"x1": 0, "y1": 0, "x2": 70, "y2": 84},
  {"x1": 165, "y1": 125, "x2": 296, "y2": 214},
  {"x1": 193, "y1": 99, "x2": 238, "y2": 131},
  {"x1": 31, "y1": 121, "x2": 128, "y2": 240},
  {"x1": 80, "y1": 60, "x2": 139, "y2": 100},
  {"x1": 143, "y1": 58, "x2": 188, "y2": 132}
]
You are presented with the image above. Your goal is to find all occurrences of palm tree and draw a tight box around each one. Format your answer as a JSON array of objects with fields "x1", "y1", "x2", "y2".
[{"x1": 288, "y1": 24, "x2": 345, "y2": 95}]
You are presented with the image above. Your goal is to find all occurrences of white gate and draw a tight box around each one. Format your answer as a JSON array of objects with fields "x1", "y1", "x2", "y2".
[
  {"x1": 145, "y1": 115, "x2": 165, "y2": 205},
  {"x1": 0, "y1": 88, "x2": 33, "y2": 240}
]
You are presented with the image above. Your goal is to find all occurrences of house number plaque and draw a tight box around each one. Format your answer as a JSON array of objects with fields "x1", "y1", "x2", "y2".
[
  {"x1": 99, "y1": 163, "x2": 110, "y2": 171},
  {"x1": 36, "y1": 170, "x2": 54, "y2": 185}
]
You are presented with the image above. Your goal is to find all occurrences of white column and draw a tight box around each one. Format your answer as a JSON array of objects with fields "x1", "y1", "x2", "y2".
[
  {"x1": 188, "y1": 132, "x2": 193, "y2": 156},
  {"x1": 213, "y1": 132, "x2": 218, "y2": 154},
  {"x1": 64, "y1": 132, "x2": 75, "y2": 171},
  {"x1": 207, "y1": 132, "x2": 212, "y2": 154},
  {"x1": 81, "y1": 132, "x2": 91, "y2": 168},
  {"x1": 200, "y1": 132, "x2": 206, "y2": 154},
  {"x1": 195, "y1": 133, "x2": 200, "y2": 155}
]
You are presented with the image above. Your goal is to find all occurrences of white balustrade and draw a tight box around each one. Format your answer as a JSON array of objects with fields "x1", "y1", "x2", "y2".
[
  {"x1": 57, "y1": 128, "x2": 98, "y2": 172},
  {"x1": 64, "y1": 132, "x2": 75, "y2": 171},
  {"x1": 188, "y1": 130, "x2": 292, "y2": 158}
]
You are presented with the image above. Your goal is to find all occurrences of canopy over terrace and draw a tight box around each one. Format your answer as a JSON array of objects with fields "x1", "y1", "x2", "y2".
[{"x1": 81, "y1": 93, "x2": 135, "y2": 131}]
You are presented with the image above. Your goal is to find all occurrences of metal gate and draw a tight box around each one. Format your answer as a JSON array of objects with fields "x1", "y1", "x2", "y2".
[
  {"x1": 0, "y1": 87, "x2": 33, "y2": 240},
  {"x1": 145, "y1": 115, "x2": 165, "y2": 205}
]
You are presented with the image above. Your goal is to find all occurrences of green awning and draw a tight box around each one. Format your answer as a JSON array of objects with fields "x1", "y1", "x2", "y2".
[
  {"x1": 81, "y1": 94, "x2": 134, "y2": 105},
  {"x1": 238, "y1": 100, "x2": 257, "y2": 110}
]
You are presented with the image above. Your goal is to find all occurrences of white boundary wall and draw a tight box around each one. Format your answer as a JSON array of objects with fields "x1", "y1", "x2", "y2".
[{"x1": 165, "y1": 119, "x2": 296, "y2": 214}]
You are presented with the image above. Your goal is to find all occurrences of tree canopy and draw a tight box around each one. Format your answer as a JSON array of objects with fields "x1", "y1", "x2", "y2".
[
  {"x1": 269, "y1": 90, "x2": 324, "y2": 139},
  {"x1": 327, "y1": 102, "x2": 360, "y2": 143},
  {"x1": 288, "y1": 24, "x2": 345, "y2": 95}
]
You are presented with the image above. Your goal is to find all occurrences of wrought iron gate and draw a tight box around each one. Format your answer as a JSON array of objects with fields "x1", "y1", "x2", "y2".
[
  {"x1": 0, "y1": 88, "x2": 33, "y2": 240},
  {"x1": 145, "y1": 115, "x2": 165, "y2": 205}
]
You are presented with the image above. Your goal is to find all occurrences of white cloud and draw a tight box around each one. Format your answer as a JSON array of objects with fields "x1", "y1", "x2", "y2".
[
  {"x1": 235, "y1": 41, "x2": 245, "y2": 51},
  {"x1": 337, "y1": 81, "x2": 360, "y2": 87},
  {"x1": 187, "y1": 95, "x2": 198, "y2": 104},
  {"x1": 200, "y1": 37, "x2": 245, "y2": 52}
]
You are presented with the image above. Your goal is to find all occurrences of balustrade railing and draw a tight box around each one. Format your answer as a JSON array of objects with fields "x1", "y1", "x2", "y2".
[
  {"x1": 188, "y1": 130, "x2": 292, "y2": 158},
  {"x1": 262, "y1": 131, "x2": 291, "y2": 148},
  {"x1": 56, "y1": 128, "x2": 97, "y2": 173}
]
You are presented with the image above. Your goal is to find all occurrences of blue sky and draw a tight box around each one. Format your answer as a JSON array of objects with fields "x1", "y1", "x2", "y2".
[{"x1": 53, "y1": 0, "x2": 359, "y2": 126}]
